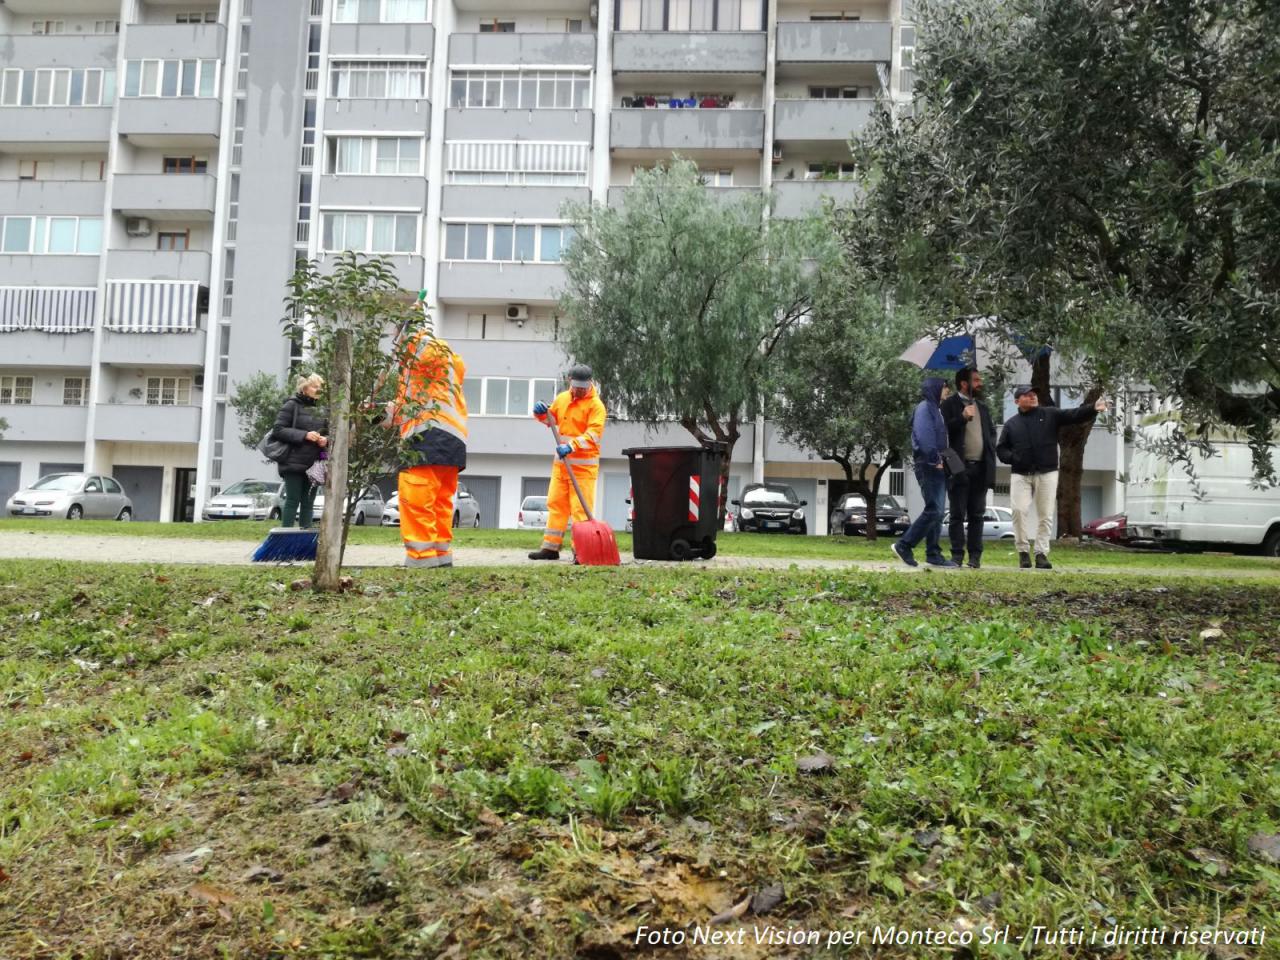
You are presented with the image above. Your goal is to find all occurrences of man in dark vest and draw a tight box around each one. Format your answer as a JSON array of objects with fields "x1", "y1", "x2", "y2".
[{"x1": 940, "y1": 367, "x2": 997, "y2": 568}]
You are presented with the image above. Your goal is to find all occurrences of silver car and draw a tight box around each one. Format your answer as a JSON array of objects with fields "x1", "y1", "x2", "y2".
[
  {"x1": 518, "y1": 495, "x2": 548, "y2": 530},
  {"x1": 202, "y1": 479, "x2": 283, "y2": 521},
  {"x1": 5, "y1": 473, "x2": 134, "y2": 521},
  {"x1": 379, "y1": 485, "x2": 480, "y2": 527},
  {"x1": 381, "y1": 492, "x2": 400, "y2": 526},
  {"x1": 943, "y1": 505, "x2": 1016, "y2": 539},
  {"x1": 313, "y1": 486, "x2": 385, "y2": 526}
]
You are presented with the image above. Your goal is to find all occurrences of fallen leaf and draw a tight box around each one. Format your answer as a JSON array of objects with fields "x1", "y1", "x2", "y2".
[
  {"x1": 241, "y1": 865, "x2": 283, "y2": 884},
  {"x1": 708, "y1": 894, "x2": 750, "y2": 925},
  {"x1": 1200, "y1": 627, "x2": 1224, "y2": 641},
  {"x1": 189, "y1": 883, "x2": 236, "y2": 905},
  {"x1": 476, "y1": 808, "x2": 504, "y2": 830},
  {"x1": 17, "y1": 751, "x2": 34, "y2": 763},
  {"x1": 0, "y1": 866, "x2": 10, "y2": 884},
  {"x1": 289, "y1": 579, "x2": 311, "y2": 592},
  {"x1": 750, "y1": 883, "x2": 784, "y2": 915},
  {"x1": 331, "y1": 780, "x2": 359, "y2": 801},
  {"x1": 1247, "y1": 833, "x2": 1280, "y2": 864},
  {"x1": 796, "y1": 751, "x2": 834, "y2": 774}
]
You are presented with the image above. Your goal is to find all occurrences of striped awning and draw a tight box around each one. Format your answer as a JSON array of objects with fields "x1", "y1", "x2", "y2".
[
  {"x1": 104, "y1": 280, "x2": 201, "y2": 333},
  {"x1": 0, "y1": 286, "x2": 96, "y2": 333}
]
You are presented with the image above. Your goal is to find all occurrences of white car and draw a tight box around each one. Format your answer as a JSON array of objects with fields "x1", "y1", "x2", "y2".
[
  {"x1": 5, "y1": 473, "x2": 134, "y2": 521},
  {"x1": 518, "y1": 495, "x2": 548, "y2": 530},
  {"x1": 380, "y1": 485, "x2": 481, "y2": 528},
  {"x1": 202, "y1": 479, "x2": 283, "y2": 521},
  {"x1": 313, "y1": 486, "x2": 385, "y2": 526},
  {"x1": 381, "y1": 492, "x2": 400, "y2": 526},
  {"x1": 942, "y1": 506, "x2": 1016, "y2": 539}
]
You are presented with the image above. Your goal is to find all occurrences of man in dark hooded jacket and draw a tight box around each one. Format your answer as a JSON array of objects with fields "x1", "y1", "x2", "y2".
[{"x1": 892, "y1": 377, "x2": 958, "y2": 567}]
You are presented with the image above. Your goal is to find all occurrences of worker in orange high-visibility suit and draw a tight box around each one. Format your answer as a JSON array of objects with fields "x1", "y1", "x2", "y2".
[
  {"x1": 382, "y1": 323, "x2": 468, "y2": 569},
  {"x1": 528, "y1": 363, "x2": 606, "y2": 560}
]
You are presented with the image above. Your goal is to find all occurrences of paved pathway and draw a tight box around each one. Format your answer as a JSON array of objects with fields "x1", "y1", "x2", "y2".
[{"x1": 0, "y1": 531, "x2": 1275, "y2": 579}]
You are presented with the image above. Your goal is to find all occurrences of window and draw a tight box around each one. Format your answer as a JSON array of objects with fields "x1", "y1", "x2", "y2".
[
  {"x1": 32, "y1": 20, "x2": 66, "y2": 34},
  {"x1": 0, "y1": 216, "x2": 102, "y2": 254},
  {"x1": 618, "y1": 0, "x2": 761, "y2": 30},
  {"x1": 335, "y1": 0, "x2": 429, "y2": 21},
  {"x1": 18, "y1": 160, "x2": 39, "y2": 180},
  {"x1": 63, "y1": 377, "x2": 88, "y2": 406},
  {"x1": 700, "y1": 169, "x2": 734, "y2": 186},
  {"x1": 157, "y1": 231, "x2": 191, "y2": 251},
  {"x1": 445, "y1": 140, "x2": 590, "y2": 186},
  {"x1": 805, "y1": 162, "x2": 856, "y2": 179},
  {"x1": 329, "y1": 60, "x2": 428, "y2": 98},
  {"x1": 94, "y1": 20, "x2": 120, "y2": 33},
  {"x1": 810, "y1": 11, "x2": 861, "y2": 20},
  {"x1": 547, "y1": 18, "x2": 584, "y2": 32},
  {"x1": 146, "y1": 376, "x2": 192, "y2": 406},
  {"x1": 449, "y1": 69, "x2": 591, "y2": 110},
  {"x1": 175, "y1": 12, "x2": 218, "y2": 23},
  {"x1": 103, "y1": 477, "x2": 123, "y2": 494},
  {"x1": 82, "y1": 159, "x2": 106, "y2": 180},
  {"x1": 1, "y1": 68, "x2": 115, "y2": 106},
  {"x1": 123, "y1": 60, "x2": 218, "y2": 98},
  {"x1": 163, "y1": 156, "x2": 209, "y2": 174},
  {"x1": 441, "y1": 222, "x2": 572, "y2": 262},
  {"x1": 0, "y1": 376, "x2": 34, "y2": 405},
  {"x1": 809, "y1": 86, "x2": 861, "y2": 99},
  {"x1": 327, "y1": 136, "x2": 422, "y2": 174},
  {"x1": 469, "y1": 377, "x2": 554, "y2": 416},
  {"x1": 478, "y1": 20, "x2": 515, "y2": 32},
  {"x1": 320, "y1": 212, "x2": 418, "y2": 253}
]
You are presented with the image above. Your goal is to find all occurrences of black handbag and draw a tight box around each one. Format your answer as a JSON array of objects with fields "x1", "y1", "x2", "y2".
[
  {"x1": 941, "y1": 447, "x2": 967, "y2": 476},
  {"x1": 257, "y1": 403, "x2": 297, "y2": 463}
]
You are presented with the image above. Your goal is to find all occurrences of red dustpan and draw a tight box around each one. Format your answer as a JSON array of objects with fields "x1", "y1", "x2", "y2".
[{"x1": 548, "y1": 416, "x2": 620, "y2": 566}]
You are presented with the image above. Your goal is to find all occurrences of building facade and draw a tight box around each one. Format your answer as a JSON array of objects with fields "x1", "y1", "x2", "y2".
[{"x1": 0, "y1": 0, "x2": 1123, "y2": 532}]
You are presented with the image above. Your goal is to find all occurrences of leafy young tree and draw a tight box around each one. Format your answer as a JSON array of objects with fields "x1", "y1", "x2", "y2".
[
  {"x1": 560, "y1": 160, "x2": 836, "y2": 519},
  {"x1": 286, "y1": 254, "x2": 442, "y2": 591},
  {"x1": 229, "y1": 371, "x2": 289, "y2": 454},
  {"x1": 771, "y1": 288, "x2": 922, "y2": 540},
  {"x1": 846, "y1": 0, "x2": 1280, "y2": 491}
]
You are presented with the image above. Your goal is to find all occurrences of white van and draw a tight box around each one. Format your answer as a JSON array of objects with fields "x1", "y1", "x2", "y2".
[{"x1": 1126, "y1": 417, "x2": 1280, "y2": 556}]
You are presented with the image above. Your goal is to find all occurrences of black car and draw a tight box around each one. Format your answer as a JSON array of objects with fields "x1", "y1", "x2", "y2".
[
  {"x1": 831, "y1": 493, "x2": 911, "y2": 537},
  {"x1": 732, "y1": 483, "x2": 808, "y2": 534}
]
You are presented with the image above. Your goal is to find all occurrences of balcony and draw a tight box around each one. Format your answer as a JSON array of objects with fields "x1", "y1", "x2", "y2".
[
  {"x1": 0, "y1": 255, "x2": 100, "y2": 286},
  {"x1": 112, "y1": 174, "x2": 217, "y2": 220},
  {"x1": 99, "y1": 328, "x2": 208, "y2": 368},
  {"x1": 437, "y1": 261, "x2": 566, "y2": 304},
  {"x1": 611, "y1": 108, "x2": 765, "y2": 154},
  {"x1": 94, "y1": 403, "x2": 201, "y2": 445},
  {"x1": 0, "y1": 107, "x2": 112, "y2": 149},
  {"x1": 329, "y1": 23, "x2": 434, "y2": 57},
  {"x1": 771, "y1": 179, "x2": 861, "y2": 218},
  {"x1": 773, "y1": 99, "x2": 874, "y2": 142},
  {"x1": 607, "y1": 184, "x2": 761, "y2": 209},
  {"x1": 116, "y1": 98, "x2": 222, "y2": 147},
  {"x1": 124, "y1": 22, "x2": 227, "y2": 60},
  {"x1": 776, "y1": 21, "x2": 893, "y2": 64},
  {"x1": 445, "y1": 107, "x2": 593, "y2": 142},
  {"x1": 318, "y1": 175, "x2": 429, "y2": 210},
  {"x1": 449, "y1": 32, "x2": 595, "y2": 67},
  {"x1": 0, "y1": 331, "x2": 94, "y2": 367},
  {"x1": 612, "y1": 32, "x2": 767, "y2": 73},
  {"x1": 3, "y1": 34, "x2": 117, "y2": 68},
  {"x1": 324, "y1": 99, "x2": 430, "y2": 134},
  {"x1": 441, "y1": 185, "x2": 588, "y2": 220},
  {"x1": 106, "y1": 249, "x2": 212, "y2": 283},
  {"x1": 0, "y1": 180, "x2": 106, "y2": 217},
  {"x1": 0, "y1": 404, "x2": 88, "y2": 443}
]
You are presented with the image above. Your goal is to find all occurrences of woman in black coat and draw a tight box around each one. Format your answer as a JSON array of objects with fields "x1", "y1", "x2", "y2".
[{"x1": 270, "y1": 373, "x2": 329, "y2": 528}]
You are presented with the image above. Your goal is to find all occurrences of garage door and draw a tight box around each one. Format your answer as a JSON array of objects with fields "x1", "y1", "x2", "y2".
[
  {"x1": 0, "y1": 463, "x2": 20, "y2": 508},
  {"x1": 768, "y1": 477, "x2": 818, "y2": 534},
  {"x1": 602, "y1": 472, "x2": 631, "y2": 531},
  {"x1": 39, "y1": 462, "x2": 83, "y2": 481},
  {"x1": 114, "y1": 465, "x2": 164, "y2": 522},
  {"x1": 460, "y1": 475, "x2": 500, "y2": 529},
  {"x1": 521, "y1": 476, "x2": 548, "y2": 501}
]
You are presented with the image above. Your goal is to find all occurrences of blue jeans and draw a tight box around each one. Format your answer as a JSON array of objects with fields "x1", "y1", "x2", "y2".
[{"x1": 901, "y1": 463, "x2": 947, "y2": 559}]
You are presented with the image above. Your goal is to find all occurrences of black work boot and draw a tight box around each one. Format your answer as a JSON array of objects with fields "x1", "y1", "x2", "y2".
[
  {"x1": 528, "y1": 548, "x2": 560, "y2": 561},
  {"x1": 1035, "y1": 553, "x2": 1053, "y2": 570},
  {"x1": 1019, "y1": 552, "x2": 1032, "y2": 569}
]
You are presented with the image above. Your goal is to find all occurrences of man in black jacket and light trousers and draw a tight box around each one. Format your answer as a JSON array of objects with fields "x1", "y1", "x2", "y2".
[
  {"x1": 940, "y1": 368, "x2": 997, "y2": 568},
  {"x1": 996, "y1": 386, "x2": 1108, "y2": 569}
]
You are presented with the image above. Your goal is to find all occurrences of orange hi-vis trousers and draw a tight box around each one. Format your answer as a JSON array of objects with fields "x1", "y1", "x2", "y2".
[
  {"x1": 399, "y1": 464, "x2": 459, "y2": 568},
  {"x1": 541, "y1": 458, "x2": 598, "y2": 552}
]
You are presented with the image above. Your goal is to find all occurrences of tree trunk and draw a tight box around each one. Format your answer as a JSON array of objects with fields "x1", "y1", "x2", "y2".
[
  {"x1": 1055, "y1": 385, "x2": 1104, "y2": 538},
  {"x1": 860, "y1": 461, "x2": 880, "y2": 541},
  {"x1": 315, "y1": 327, "x2": 353, "y2": 592},
  {"x1": 1031, "y1": 351, "x2": 1051, "y2": 404},
  {"x1": 716, "y1": 432, "x2": 737, "y2": 528}
]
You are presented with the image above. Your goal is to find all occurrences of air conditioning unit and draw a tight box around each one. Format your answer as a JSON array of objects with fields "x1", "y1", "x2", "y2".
[
  {"x1": 193, "y1": 374, "x2": 205, "y2": 388},
  {"x1": 125, "y1": 217, "x2": 152, "y2": 237},
  {"x1": 505, "y1": 304, "x2": 529, "y2": 322},
  {"x1": 771, "y1": 144, "x2": 783, "y2": 163}
]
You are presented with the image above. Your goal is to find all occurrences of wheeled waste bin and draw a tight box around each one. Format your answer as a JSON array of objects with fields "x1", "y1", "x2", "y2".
[{"x1": 622, "y1": 443, "x2": 728, "y2": 561}]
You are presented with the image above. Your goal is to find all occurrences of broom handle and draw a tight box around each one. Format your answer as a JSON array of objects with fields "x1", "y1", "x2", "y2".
[{"x1": 547, "y1": 414, "x2": 596, "y2": 523}]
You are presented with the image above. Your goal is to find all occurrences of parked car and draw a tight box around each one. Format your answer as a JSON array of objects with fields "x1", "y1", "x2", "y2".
[
  {"x1": 941, "y1": 505, "x2": 1016, "y2": 539},
  {"x1": 454, "y1": 483, "x2": 481, "y2": 528},
  {"x1": 381, "y1": 492, "x2": 400, "y2": 526},
  {"x1": 313, "y1": 485, "x2": 385, "y2": 526},
  {"x1": 830, "y1": 493, "x2": 911, "y2": 537},
  {"x1": 518, "y1": 495, "x2": 549, "y2": 530},
  {"x1": 1082, "y1": 513, "x2": 1132, "y2": 544},
  {"x1": 202, "y1": 479, "x2": 283, "y2": 521},
  {"x1": 731, "y1": 483, "x2": 807, "y2": 534},
  {"x1": 5, "y1": 473, "x2": 133, "y2": 521}
]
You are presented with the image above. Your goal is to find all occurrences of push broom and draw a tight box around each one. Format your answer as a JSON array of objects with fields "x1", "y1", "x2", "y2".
[{"x1": 547, "y1": 414, "x2": 620, "y2": 566}]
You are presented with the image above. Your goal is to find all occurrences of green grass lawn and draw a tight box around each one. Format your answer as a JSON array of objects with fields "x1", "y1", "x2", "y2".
[
  {"x1": 3, "y1": 517, "x2": 1277, "y2": 572},
  {"x1": 1, "y1": 563, "x2": 1277, "y2": 958}
]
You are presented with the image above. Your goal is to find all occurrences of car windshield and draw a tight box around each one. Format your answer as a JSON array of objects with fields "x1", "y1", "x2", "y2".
[
  {"x1": 840, "y1": 495, "x2": 866, "y2": 510},
  {"x1": 522, "y1": 497, "x2": 548, "y2": 510},
  {"x1": 743, "y1": 486, "x2": 798, "y2": 506},
  {"x1": 31, "y1": 474, "x2": 84, "y2": 491},
  {"x1": 222, "y1": 481, "x2": 277, "y2": 496},
  {"x1": 876, "y1": 495, "x2": 903, "y2": 512}
]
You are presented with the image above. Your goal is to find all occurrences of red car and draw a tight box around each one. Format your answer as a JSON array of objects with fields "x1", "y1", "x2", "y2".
[{"x1": 1082, "y1": 513, "x2": 1131, "y2": 544}]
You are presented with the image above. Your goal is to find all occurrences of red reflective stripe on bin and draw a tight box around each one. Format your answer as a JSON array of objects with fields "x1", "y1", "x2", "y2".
[{"x1": 688, "y1": 475, "x2": 700, "y2": 522}]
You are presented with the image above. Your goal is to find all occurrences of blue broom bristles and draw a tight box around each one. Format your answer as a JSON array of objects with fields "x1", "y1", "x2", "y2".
[{"x1": 252, "y1": 528, "x2": 319, "y2": 563}]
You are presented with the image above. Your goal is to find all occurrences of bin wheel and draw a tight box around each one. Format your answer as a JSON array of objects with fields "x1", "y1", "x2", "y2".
[
  {"x1": 700, "y1": 537, "x2": 717, "y2": 560},
  {"x1": 670, "y1": 538, "x2": 693, "y2": 561}
]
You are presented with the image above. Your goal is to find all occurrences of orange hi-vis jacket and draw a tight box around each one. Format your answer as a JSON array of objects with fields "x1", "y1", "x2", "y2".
[
  {"x1": 395, "y1": 331, "x2": 468, "y2": 469},
  {"x1": 536, "y1": 386, "x2": 606, "y2": 465}
]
